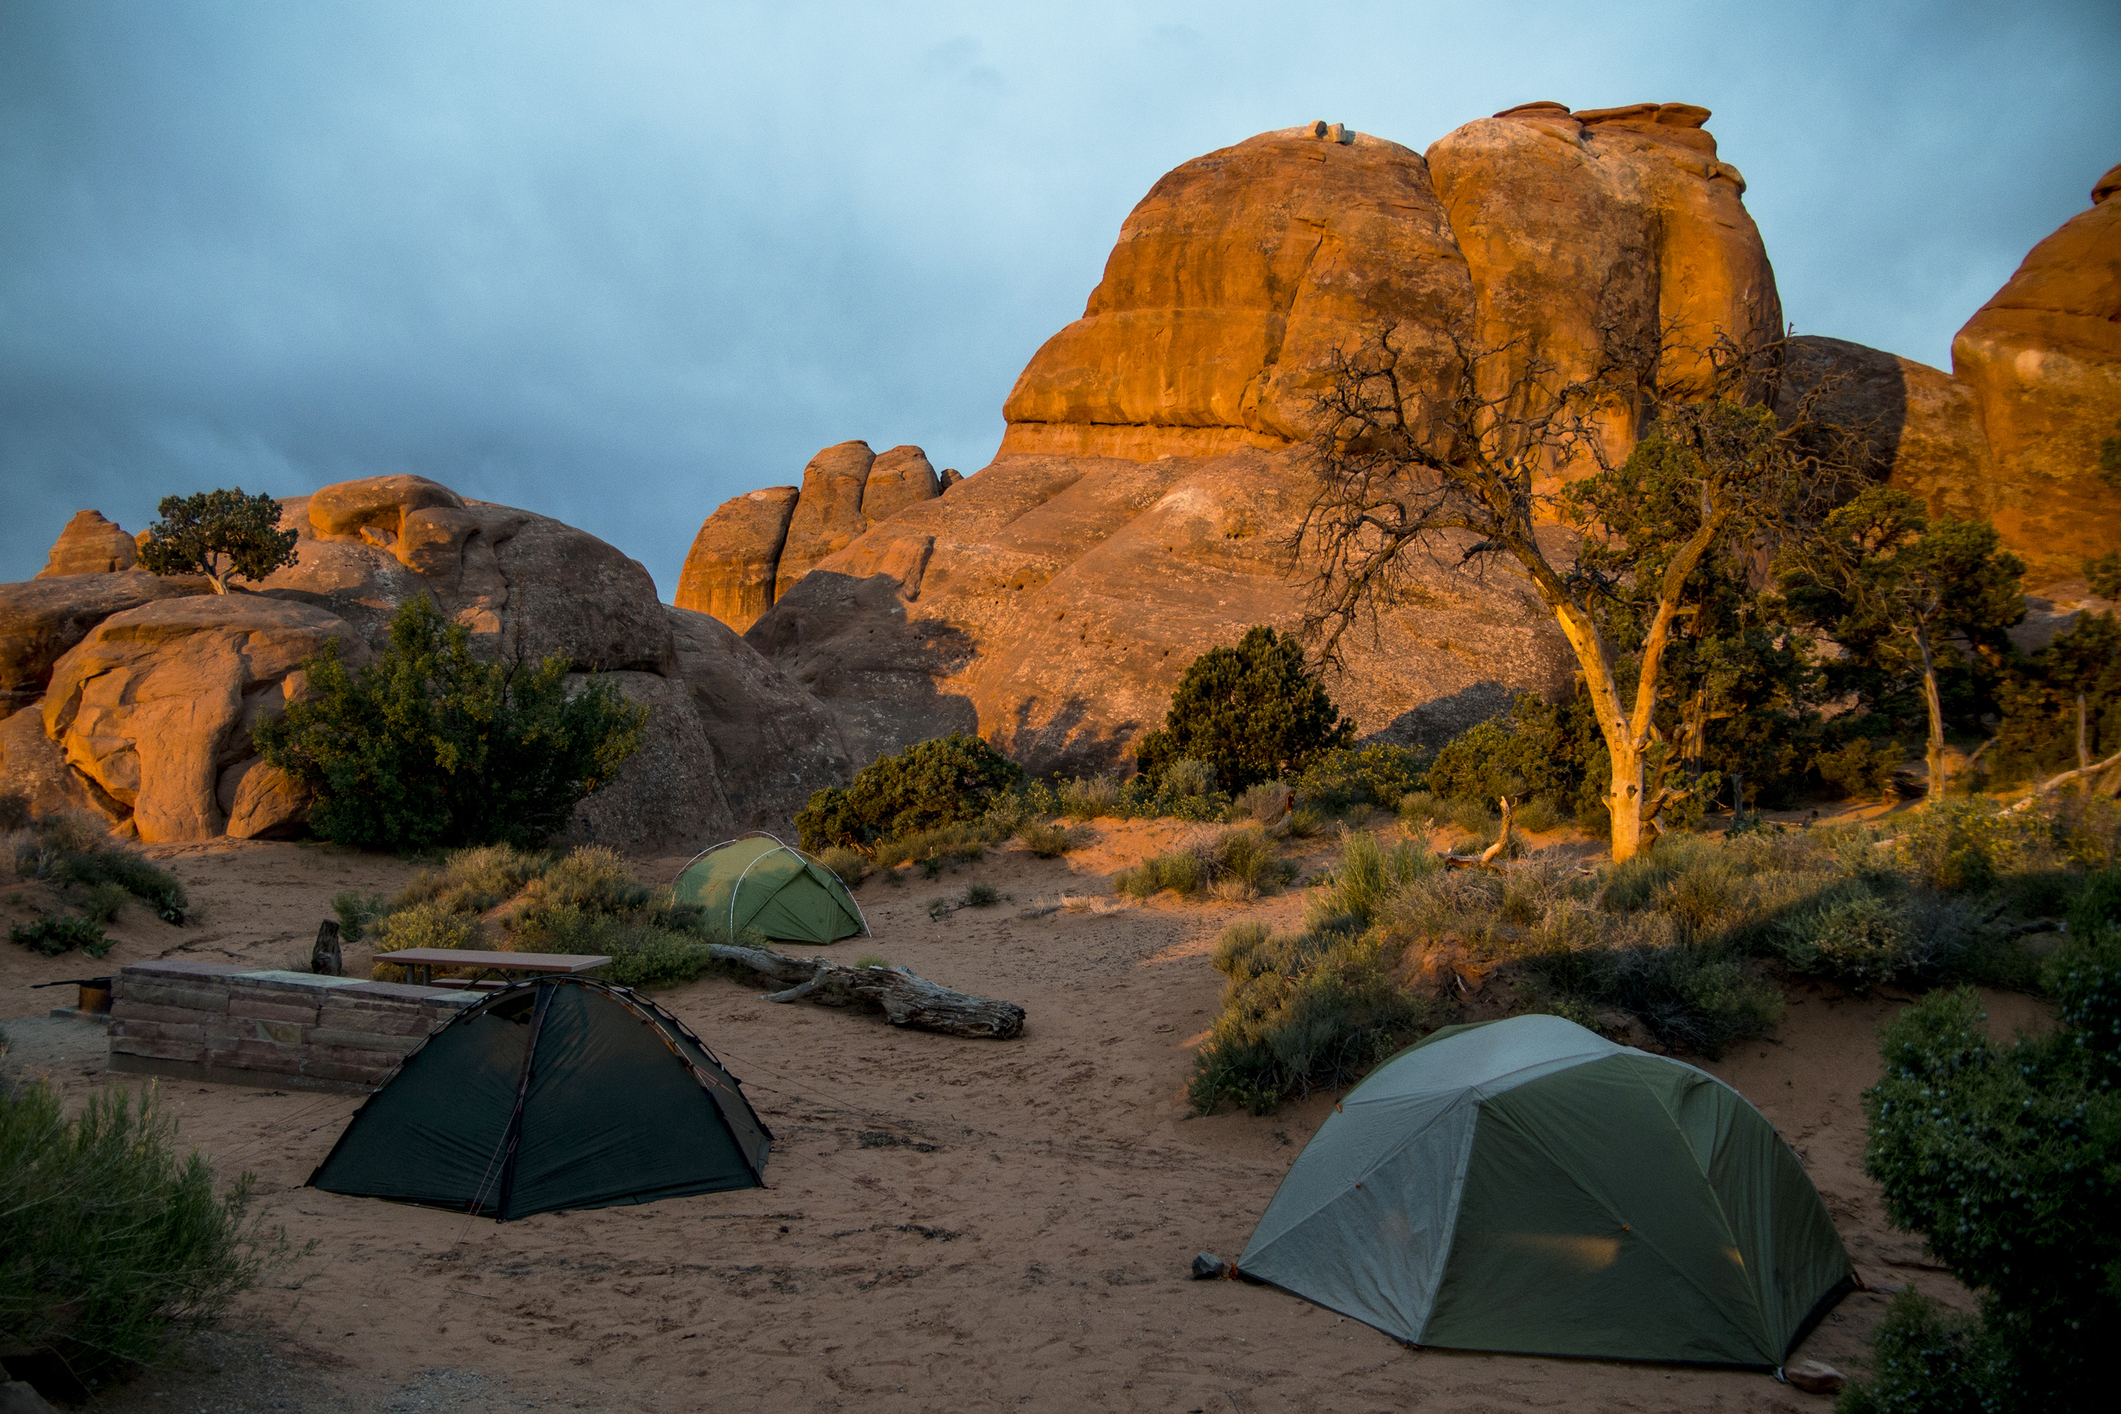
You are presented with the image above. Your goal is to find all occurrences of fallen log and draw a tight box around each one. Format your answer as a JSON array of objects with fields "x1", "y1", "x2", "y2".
[{"x1": 703, "y1": 944, "x2": 1026, "y2": 1039}]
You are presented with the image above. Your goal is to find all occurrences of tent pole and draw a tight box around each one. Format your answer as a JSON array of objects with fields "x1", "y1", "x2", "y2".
[{"x1": 485, "y1": 981, "x2": 556, "y2": 1221}]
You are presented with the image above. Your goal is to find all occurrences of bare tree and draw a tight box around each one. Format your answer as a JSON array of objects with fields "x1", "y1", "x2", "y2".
[{"x1": 1298, "y1": 322, "x2": 1861, "y2": 862}]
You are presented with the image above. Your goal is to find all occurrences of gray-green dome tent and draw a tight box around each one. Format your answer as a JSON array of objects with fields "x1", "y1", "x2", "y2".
[
  {"x1": 673, "y1": 833, "x2": 868, "y2": 945},
  {"x1": 1238, "y1": 1015, "x2": 1853, "y2": 1367},
  {"x1": 308, "y1": 978, "x2": 769, "y2": 1221}
]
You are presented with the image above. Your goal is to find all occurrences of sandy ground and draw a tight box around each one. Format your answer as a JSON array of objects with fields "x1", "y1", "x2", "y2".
[{"x1": 0, "y1": 819, "x2": 2049, "y2": 1414}]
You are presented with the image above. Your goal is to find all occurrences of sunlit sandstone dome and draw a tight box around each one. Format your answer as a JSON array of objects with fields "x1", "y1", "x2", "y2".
[{"x1": 680, "y1": 109, "x2": 2114, "y2": 777}]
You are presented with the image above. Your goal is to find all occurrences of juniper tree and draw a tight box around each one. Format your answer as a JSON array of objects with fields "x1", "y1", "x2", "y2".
[{"x1": 137, "y1": 487, "x2": 299, "y2": 594}]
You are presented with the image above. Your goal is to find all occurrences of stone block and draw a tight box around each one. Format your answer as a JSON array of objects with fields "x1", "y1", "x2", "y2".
[
  {"x1": 109, "y1": 1034, "x2": 208, "y2": 1062},
  {"x1": 208, "y1": 1039, "x2": 302, "y2": 1073},
  {"x1": 306, "y1": 1027, "x2": 423, "y2": 1054},
  {"x1": 113, "y1": 1019, "x2": 208, "y2": 1045},
  {"x1": 110, "y1": 1000, "x2": 210, "y2": 1026},
  {"x1": 227, "y1": 994, "x2": 320, "y2": 1025},
  {"x1": 315, "y1": 1005, "x2": 435, "y2": 1037},
  {"x1": 117, "y1": 980, "x2": 230, "y2": 1014}
]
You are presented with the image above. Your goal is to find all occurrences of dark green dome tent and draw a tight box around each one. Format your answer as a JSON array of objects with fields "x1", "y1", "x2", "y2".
[
  {"x1": 673, "y1": 833, "x2": 868, "y2": 945},
  {"x1": 309, "y1": 978, "x2": 769, "y2": 1221},
  {"x1": 1238, "y1": 1015, "x2": 1853, "y2": 1368}
]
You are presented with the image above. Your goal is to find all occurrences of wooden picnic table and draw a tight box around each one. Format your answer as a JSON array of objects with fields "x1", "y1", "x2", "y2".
[{"x1": 382, "y1": 948, "x2": 611, "y2": 987}]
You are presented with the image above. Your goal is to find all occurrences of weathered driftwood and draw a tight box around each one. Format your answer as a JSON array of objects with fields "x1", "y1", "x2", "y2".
[
  {"x1": 1443, "y1": 797, "x2": 1516, "y2": 870},
  {"x1": 704, "y1": 944, "x2": 1026, "y2": 1039}
]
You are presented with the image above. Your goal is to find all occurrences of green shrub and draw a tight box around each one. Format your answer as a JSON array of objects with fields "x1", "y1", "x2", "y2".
[
  {"x1": 1845, "y1": 938, "x2": 2121, "y2": 1412},
  {"x1": 1116, "y1": 848, "x2": 1205, "y2": 900},
  {"x1": 9, "y1": 915, "x2": 112, "y2": 958},
  {"x1": 136, "y1": 486, "x2": 298, "y2": 595},
  {"x1": 0, "y1": 1081, "x2": 281, "y2": 1386},
  {"x1": 1307, "y1": 830, "x2": 1436, "y2": 932},
  {"x1": 330, "y1": 891, "x2": 389, "y2": 943},
  {"x1": 256, "y1": 596, "x2": 648, "y2": 852},
  {"x1": 1531, "y1": 941, "x2": 1781, "y2": 1058},
  {"x1": 1293, "y1": 744, "x2": 1430, "y2": 814},
  {"x1": 1515, "y1": 795, "x2": 1565, "y2": 834},
  {"x1": 519, "y1": 908, "x2": 724, "y2": 989},
  {"x1": 1815, "y1": 737, "x2": 1903, "y2": 800},
  {"x1": 1835, "y1": 1290, "x2": 1996, "y2": 1414},
  {"x1": 796, "y1": 732, "x2": 1024, "y2": 850},
  {"x1": 516, "y1": 845, "x2": 651, "y2": 921},
  {"x1": 1774, "y1": 884, "x2": 1912, "y2": 988},
  {"x1": 1426, "y1": 695, "x2": 1587, "y2": 806},
  {"x1": 9, "y1": 812, "x2": 188, "y2": 924},
  {"x1": 80, "y1": 880, "x2": 130, "y2": 924},
  {"x1": 965, "y1": 883, "x2": 1001, "y2": 908},
  {"x1": 1190, "y1": 923, "x2": 1428, "y2": 1114},
  {"x1": 369, "y1": 901, "x2": 481, "y2": 977},
  {"x1": 1134, "y1": 626, "x2": 1354, "y2": 792}
]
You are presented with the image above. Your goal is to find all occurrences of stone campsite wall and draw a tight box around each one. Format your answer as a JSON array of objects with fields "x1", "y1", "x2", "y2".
[{"x1": 108, "y1": 957, "x2": 475, "y2": 1094}]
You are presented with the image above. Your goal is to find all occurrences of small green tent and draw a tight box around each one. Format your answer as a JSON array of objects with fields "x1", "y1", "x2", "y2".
[
  {"x1": 673, "y1": 834, "x2": 868, "y2": 945},
  {"x1": 309, "y1": 978, "x2": 770, "y2": 1220},
  {"x1": 1238, "y1": 1015, "x2": 1853, "y2": 1367}
]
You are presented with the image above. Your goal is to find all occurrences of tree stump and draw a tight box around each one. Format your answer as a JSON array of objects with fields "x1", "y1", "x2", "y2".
[
  {"x1": 311, "y1": 919, "x2": 343, "y2": 977},
  {"x1": 703, "y1": 944, "x2": 1025, "y2": 1039}
]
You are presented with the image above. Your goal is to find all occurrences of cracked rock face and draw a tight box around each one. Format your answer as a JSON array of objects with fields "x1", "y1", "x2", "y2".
[{"x1": 40, "y1": 595, "x2": 368, "y2": 842}]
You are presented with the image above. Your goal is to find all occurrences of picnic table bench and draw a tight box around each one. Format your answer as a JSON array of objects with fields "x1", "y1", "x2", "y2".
[{"x1": 381, "y1": 948, "x2": 611, "y2": 988}]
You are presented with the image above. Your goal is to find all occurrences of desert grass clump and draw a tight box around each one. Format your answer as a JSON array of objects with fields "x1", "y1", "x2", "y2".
[
  {"x1": 1236, "y1": 781, "x2": 1292, "y2": 825},
  {"x1": 1016, "y1": 820, "x2": 1080, "y2": 858},
  {"x1": 816, "y1": 845, "x2": 868, "y2": 886},
  {"x1": 873, "y1": 822, "x2": 991, "y2": 871},
  {"x1": 8, "y1": 811, "x2": 189, "y2": 924},
  {"x1": 1307, "y1": 829, "x2": 1438, "y2": 932},
  {"x1": 515, "y1": 845, "x2": 652, "y2": 921},
  {"x1": 8, "y1": 915, "x2": 112, "y2": 959},
  {"x1": 1057, "y1": 773, "x2": 1123, "y2": 821},
  {"x1": 1190, "y1": 919, "x2": 1429, "y2": 1114},
  {"x1": 393, "y1": 841, "x2": 552, "y2": 916},
  {"x1": 0, "y1": 1080, "x2": 285, "y2": 1388},
  {"x1": 330, "y1": 891, "x2": 390, "y2": 943},
  {"x1": 1115, "y1": 829, "x2": 1295, "y2": 901}
]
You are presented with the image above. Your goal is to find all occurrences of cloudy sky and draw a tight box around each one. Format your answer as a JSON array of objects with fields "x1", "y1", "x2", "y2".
[{"x1": 4, "y1": 0, "x2": 2116, "y2": 592}]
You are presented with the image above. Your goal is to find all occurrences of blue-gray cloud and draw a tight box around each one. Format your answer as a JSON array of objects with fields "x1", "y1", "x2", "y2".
[{"x1": 4, "y1": 0, "x2": 2116, "y2": 591}]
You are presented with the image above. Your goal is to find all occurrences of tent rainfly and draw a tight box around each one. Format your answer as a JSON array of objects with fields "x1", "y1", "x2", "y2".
[
  {"x1": 673, "y1": 834, "x2": 868, "y2": 945},
  {"x1": 1238, "y1": 1015, "x2": 1854, "y2": 1368},
  {"x1": 309, "y1": 978, "x2": 770, "y2": 1220}
]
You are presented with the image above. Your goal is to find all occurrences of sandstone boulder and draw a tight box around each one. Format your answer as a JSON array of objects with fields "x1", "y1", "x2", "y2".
[
  {"x1": 666, "y1": 606, "x2": 852, "y2": 826},
  {"x1": 749, "y1": 447, "x2": 1572, "y2": 774},
  {"x1": 550, "y1": 670, "x2": 737, "y2": 854},
  {"x1": 0, "y1": 571, "x2": 211, "y2": 714},
  {"x1": 41, "y1": 596, "x2": 370, "y2": 842},
  {"x1": 1426, "y1": 103, "x2": 1779, "y2": 463},
  {"x1": 1949, "y1": 170, "x2": 2121, "y2": 583},
  {"x1": 674, "y1": 486, "x2": 799, "y2": 633},
  {"x1": 258, "y1": 478, "x2": 676, "y2": 674},
  {"x1": 776, "y1": 441, "x2": 876, "y2": 599},
  {"x1": 1001, "y1": 127, "x2": 1475, "y2": 460},
  {"x1": 1775, "y1": 336, "x2": 1996, "y2": 523},
  {"x1": 37, "y1": 510, "x2": 139, "y2": 577},
  {"x1": 862, "y1": 445, "x2": 941, "y2": 526}
]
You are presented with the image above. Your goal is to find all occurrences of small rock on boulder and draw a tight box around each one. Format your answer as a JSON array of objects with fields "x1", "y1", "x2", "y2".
[
  {"x1": 36, "y1": 510, "x2": 139, "y2": 578},
  {"x1": 861, "y1": 445, "x2": 941, "y2": 527}
]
